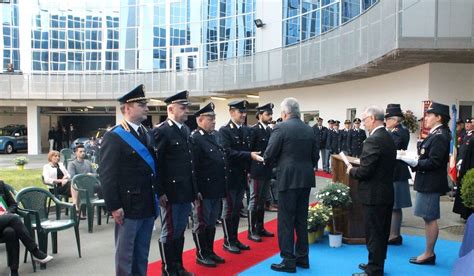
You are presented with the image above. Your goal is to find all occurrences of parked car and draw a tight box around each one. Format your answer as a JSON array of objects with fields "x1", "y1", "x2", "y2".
[
  {"x1": 0, "y1": 124, "x2": 28, "y2": 154},
  {"x1": 69, "y1": 128, "x2": 108, "y2": 150}
]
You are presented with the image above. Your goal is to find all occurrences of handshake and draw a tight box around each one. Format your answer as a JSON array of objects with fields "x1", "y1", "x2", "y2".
[{"x1": 396, "y1": 150, "x2": 418, "y2": 167}]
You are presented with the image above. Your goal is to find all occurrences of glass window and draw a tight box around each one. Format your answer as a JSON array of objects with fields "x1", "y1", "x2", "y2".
[
  {"x1": 283, "y1": 17, "x2": 300, "y2": 46},
  {"x1": 342, "y1": 0, "x2": 361, "y2": 23},
  {"x1": 322, "y1": 2, "x2": 339, "y2": 33}
]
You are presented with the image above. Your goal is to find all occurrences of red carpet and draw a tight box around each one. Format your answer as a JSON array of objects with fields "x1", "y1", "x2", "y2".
[
  {"x1": 315, "y1": 170, "x2": 332, "y2": 179},
  {"x1": 147, "y1": 219, "x2": 279, "y2": 276}
]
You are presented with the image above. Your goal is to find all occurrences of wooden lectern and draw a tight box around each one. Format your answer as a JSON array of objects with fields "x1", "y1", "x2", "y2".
[{"x1": 331, "y1": 154, "x2": 366, "y2": 244}]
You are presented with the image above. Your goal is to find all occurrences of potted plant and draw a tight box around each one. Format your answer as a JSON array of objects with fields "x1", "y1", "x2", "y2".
[
  {"x1": 13, "y1": 156, "x2": 28, "y2": 170},
  {"x1": 307, "y1": 203, "x2": 332, "y2": 244},
  {"x1": 461, "y1": 168, "x2": 474, "y2": 208},
  {"x1": 315, "y1": 182, "x2": 352, "y2": 248}
]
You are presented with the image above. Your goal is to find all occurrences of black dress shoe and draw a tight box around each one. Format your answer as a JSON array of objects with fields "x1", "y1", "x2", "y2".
[
  {"x1": 388, "y1": 236, "x2": 403, "y2": 245},
  {"x1": 270, "y1": 262, "x2": 296, "y2": 273},
  {"x1": 295, "y1": 260, "x2": 309, "y2": 269},
  {"x1": 409, "y1": 254, "x2": 436, "y2": 265},
  {"x1": 223, "y1": 243, "x2": 240, "y2": 254},
  {"x1": 248, "y1": 232, "x2": 262, "y2": 242},
  {"x1": 259, "y1": 228, "x2": 275, "y2": 237},
  {"x1": 235, "y1": 240, "x2": 250, "y2": 250},
  {"x1": 196, "y1": 256, "x2": 216, "y2": 267},
  {"x1": 209, "y1": 253, "x2": 225, "y2": 264}
]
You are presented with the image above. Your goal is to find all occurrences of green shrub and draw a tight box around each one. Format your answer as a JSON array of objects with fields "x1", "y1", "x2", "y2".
[{"x1": 461, "y1": 168, "x2": 474, "y2": 208}]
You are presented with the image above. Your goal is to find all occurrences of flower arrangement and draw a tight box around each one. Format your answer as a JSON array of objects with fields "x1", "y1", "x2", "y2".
[
  {"x1": 315, "y1": 182, "x2": 352, "y2": 235},
  {"x1": 315, "y1": 182, "x2": 352, "y2": 208},
  {"x1": 402, "y1": 110, "x2": 419, "y2": 133},
  {"x1": 13, "y1": 156, "x2": 29, "y2": 166},
  {"x1": 308, "y1": 203, "x2": 332, "y2": 232}
]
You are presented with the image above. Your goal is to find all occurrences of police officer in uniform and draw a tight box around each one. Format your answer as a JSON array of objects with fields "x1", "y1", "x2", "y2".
[
  {"x1": 313, "y1": 118, "x2": 328, "y2": 172},
  {"x1": 399, "y1": 102, "x2": 451, "y2": 265},
  {"x1": 190, "y1": 102, "x2": 226, "y2": 267},
  {"x1": 327, "y1": 120, "x2": 341, "y2": 159},
  {"x1": 384, "y1": 104, "x2": 412, "y2": 245},
  {"x1": 153, "y1": 91, "x2": 196, "y2": 276},
  {"x1": 100, "y1": 84, "x2": 159, "y2": 276},
  {"x1": 248, "y1": 103, "x2": 275, "y2": 242},
  {"x1": 339, "y1": 119, "x2": 351, "y2": 154},
  {"x1": 348, "y1": 118, "x2": 366, "y2": 157},
  {"x1": 219, "y1": 100, "x2": 263, "y2": 254},
  {"x1": 323, "y1": 119, "x2": 334, "y2": 172},
  {"x1": 453, "y1": 118, "x2": 473, "y2": 220}
]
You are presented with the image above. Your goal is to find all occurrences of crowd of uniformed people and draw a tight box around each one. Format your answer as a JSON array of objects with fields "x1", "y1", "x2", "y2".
[{"x1": 98, "y1": 84, "x2": 473, "y2": 276}]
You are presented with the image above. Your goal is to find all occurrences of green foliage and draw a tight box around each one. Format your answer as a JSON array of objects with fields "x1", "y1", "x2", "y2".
[
  {"x1": 461, "y1": 169, "x2": 474, "y2": 208},
  {"x1": 13, "y1": 156, "x2": 29, "y2": 166},
  {"x1": 315, "y1": 182, "x2": 352, "y2": 208},
  {"x1": 402, "y1": 110, "x2": 419, "y2": 133},
  {"x1": 0, "y1": 168, "x2": 44, "y2": 191},
  {"x1": 308, "y1": 203, "x2": 332, "y2": 232}
]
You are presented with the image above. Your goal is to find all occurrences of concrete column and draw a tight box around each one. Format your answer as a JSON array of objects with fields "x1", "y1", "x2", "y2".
[
  {"x1": 27, "y1": 104, "x2": 40, "y2": 155},
  {"x1": 115, "y1": 105, "x2": 123, "y2": 124}
]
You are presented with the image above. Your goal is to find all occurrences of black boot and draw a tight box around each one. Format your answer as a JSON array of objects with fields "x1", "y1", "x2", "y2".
[
  {"x1": 158, "y1": 241, "x2": 177, "y2": 276},
  {"x1": 222, "y1": 218, "x2": 240, "y2": 254},
  {"x1": 257, "y1": 209, "x2": 274, "y2": 237},
  {"x1": 233, "y1": 215, "x2": 250, "y2": 250},
  {"x1": 175, "y1": 237, "x2": 194, "y2": 276},
  {"x1": 192, "y1": 232, "x2": 216, "y2": 267},
  {"x1": 248, "y1": 210, "x2": 262, "y2": 242},
  {"x1": 207, "y1": 226, "x2": 225, "y2": 263}
]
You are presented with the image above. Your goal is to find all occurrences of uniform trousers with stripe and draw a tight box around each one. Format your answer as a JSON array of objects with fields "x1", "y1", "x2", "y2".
[
  {"x1": 159, "y1": 202, "x2": 192, "y2": 274},
  {"x1": 192, "y1": 198, "x2": 221, "y2": 259},
  {"x1": 221, "y1": 189, "x2": 244, "y2": 245}
]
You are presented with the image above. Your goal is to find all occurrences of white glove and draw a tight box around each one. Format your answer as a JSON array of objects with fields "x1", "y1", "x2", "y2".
[
  {"x1": 346, "y1": 164, "x2": 353, "y2": 175},
  {"x1": 456, "y1": 160, "x2": 462, "y2": 170},
  {"x1": 400, "y1": 156, "x2": 418, "y2": 167}
]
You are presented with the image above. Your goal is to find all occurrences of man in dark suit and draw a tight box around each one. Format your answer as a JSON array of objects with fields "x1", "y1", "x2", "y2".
[
  {"x1": 100, "y1": 84, "x2": 159, "y2": 276},
  {"x1": 190, "y1": 102, "x2": 226, "y2": 267},
  {"x1": 248, "y1": 103, "x2": 276, "y2": 242},
  {"x1": 348, "y1": 118, "x2": 367, "y2": 157},
  {"x1": 264, "y1": 97, "x2": 318, "y2": 273},
  {"x1": 153, "y1": 91, "x2": 196, "y2": 276},
  {"x1": 219, "y1": 100, "x2": 263, "y2": 254},
  {"x1": 347, "y1": 106, "x2": 396, "y2": 276}
]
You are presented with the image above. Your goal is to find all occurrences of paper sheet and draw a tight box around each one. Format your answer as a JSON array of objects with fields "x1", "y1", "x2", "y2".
[{"x1": 339, "y1": 152, "x2": 351, "y2": 167}]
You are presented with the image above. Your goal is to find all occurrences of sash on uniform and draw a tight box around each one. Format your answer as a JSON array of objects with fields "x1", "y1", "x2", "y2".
[
  {"x1": 113, "y1": 126, "x2": 156, "y2": 175},
  {"x1": 113, "y1": 126, "x2": 160, "y2": 217}
]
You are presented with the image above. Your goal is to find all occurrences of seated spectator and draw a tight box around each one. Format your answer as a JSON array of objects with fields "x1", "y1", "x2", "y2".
[
  {"x1": 0, "y1": 180, "x2": 53, "y2": 276},
  {"x1": 68, "y1": 144, "x2": 103, "y2": 199},
  {"x1": 42, "y1": 151, "x2": 80, "y2": 217}
]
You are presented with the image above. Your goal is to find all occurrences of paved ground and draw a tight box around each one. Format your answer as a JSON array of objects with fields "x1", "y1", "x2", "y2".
[{"x1": 0, "y1": 154, "x2": 466, "y2": 275}]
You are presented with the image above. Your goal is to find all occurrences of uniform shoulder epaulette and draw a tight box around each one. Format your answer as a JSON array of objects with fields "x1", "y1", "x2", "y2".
[{"x1": 155, "y1": 121, "x2": 167, "y2": 128}]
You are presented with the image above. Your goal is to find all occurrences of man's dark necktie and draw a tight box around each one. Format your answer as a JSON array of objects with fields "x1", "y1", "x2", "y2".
[
  {"x1": 138, "y1": 126, "x2": 147, "y2": 144},
  {"x1": 180, "y1": 126, "x2": 187, "y2": 137}
]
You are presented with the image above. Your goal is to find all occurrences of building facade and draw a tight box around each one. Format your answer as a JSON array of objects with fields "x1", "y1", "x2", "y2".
[{"x1": 1, "y1": 0, "x2": 473, "y2": 154}]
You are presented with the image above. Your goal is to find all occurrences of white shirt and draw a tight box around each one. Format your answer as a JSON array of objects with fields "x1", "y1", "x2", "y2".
[
  {"x1": 125, "y1": 119, "x2": 141, "y2": 134},
  {"x1": 260, "y1": 121, "x2": 268, "y2": 129},
  {"x1": 370, "y1": 125, "x2": 385, "y2": 136},
  {"x1": 231, "y1": 120, "x2": 241, "y2": 129},
  {"x1": 429, "y1": 123, "x2": 443, "y2": 134},
  {"x1": 169, "y1": 118, "x2": 183, "y2": 129}
]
